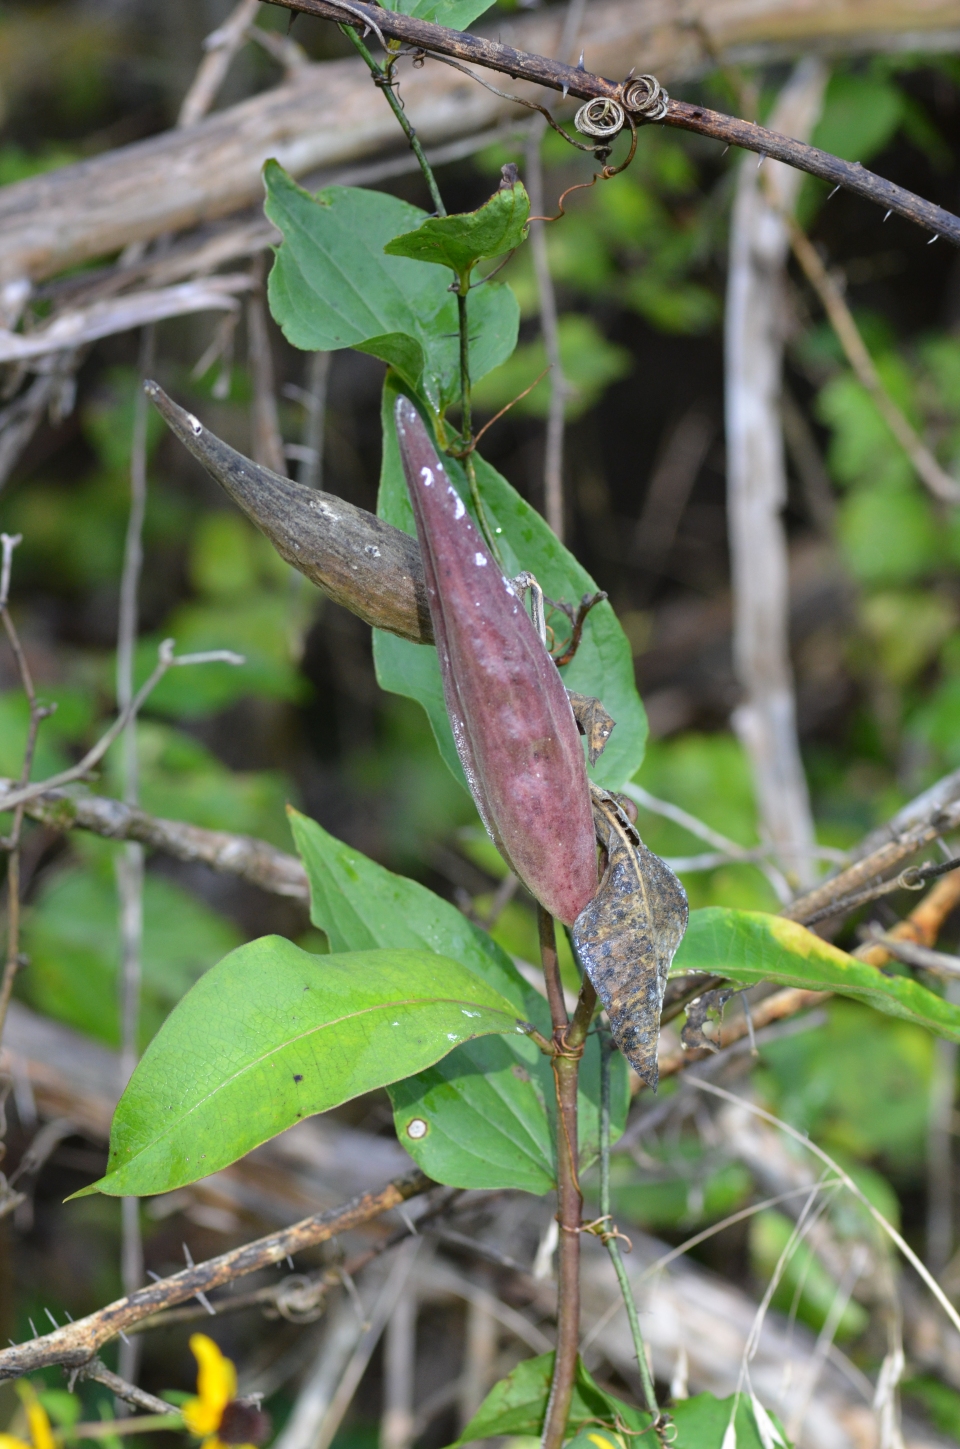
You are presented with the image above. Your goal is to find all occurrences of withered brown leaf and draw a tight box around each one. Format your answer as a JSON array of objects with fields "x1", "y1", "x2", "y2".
[
  {"x1": 572, "y1": 788, "x2": 688, "y2": 1089},
  {"x1": 566, "y1": 691, "x2": 616, "y2": 766},
  {"x1": 680, "y1": 987, "x2": 735, "y2": 1053}
]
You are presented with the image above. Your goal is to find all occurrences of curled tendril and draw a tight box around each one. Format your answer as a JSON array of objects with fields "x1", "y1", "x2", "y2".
[
  {"x1": 574, "y1": 96, "x2": 626, "y2": 140},
  {"x1": 536, "y1": 114, "x2": 638, "y2": 221},
  {"x1": 621, "y1": 72, "x2": 670, "y2": 120}
]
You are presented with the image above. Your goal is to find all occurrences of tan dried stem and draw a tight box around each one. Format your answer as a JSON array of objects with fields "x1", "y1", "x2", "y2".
[{"x1": 784, "y1": 215, "x2": 960, "y2": 506}]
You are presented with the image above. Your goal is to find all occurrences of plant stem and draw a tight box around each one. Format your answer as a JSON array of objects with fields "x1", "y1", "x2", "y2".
[
  {"x1": 600, "y1": 1031, "x2": 660, "y2": 1421},
  {"x1": 457, "y1": 289, "x2": 472, "y2": 443},
  {"x1": 339, "y1": 26, "x2": 446, "y2": 217},
  {"x1": 539, "y1": 907, "x2": 597, "y2": 1449}
]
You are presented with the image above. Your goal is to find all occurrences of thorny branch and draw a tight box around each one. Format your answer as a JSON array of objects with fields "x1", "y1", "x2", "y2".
[
  {"x1": 0, "y1": 1169, "x2": 432, "y2": 1379},
  {"x1": 263, "y1": 0, "x2": 960, "y2": 245}
]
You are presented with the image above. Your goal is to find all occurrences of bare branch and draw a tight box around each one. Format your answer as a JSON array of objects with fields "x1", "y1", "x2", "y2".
[
  {"x1": 0, "y1": 779, "x2": 309, "y2": 900},
  {"x1": 178, "y1": 0, "x2": 263, "y2": 128},
  {"x1": 0, "y1": 641, "x2": 243, "y2": 817},
  {"x1": 75, "y1": 1360, "x2": 177, "y2": 1418},
  {"x1": 0, "y1": 277, "x2": 251, "y2": 367},
  {"x1": 0, "y1": 1169, "x2": 432, "y2": 1379}
]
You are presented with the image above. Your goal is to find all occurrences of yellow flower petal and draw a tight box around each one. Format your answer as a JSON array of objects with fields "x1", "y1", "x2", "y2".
[
  {"x1": 183, "y1": 1336, "x2": 237, "y2": 1438},
  {"x1": 0, "y1": 1436, "x2": 32, "y2": 1449},
  {"x1": 25, "y1": 1403, "x2": 55, "y2": 1449}
]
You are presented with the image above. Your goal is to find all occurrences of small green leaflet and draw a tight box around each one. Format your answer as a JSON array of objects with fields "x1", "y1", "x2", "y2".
[
  {"x1": 264, "y1": 166, "x2": 518, "y2": 415},
  {"x1": 382, "y1": 0, "x2": 495, "y2": 31},
  {"x1": 85, "y1": 939, "x2": 524, "y2": 1198},
  {"x1": 445, "y1": 1352, "x2": 652, "y2": 1447},
  {"x1": 289, "y1": 809, "x2": 628, "y2": 1191},
  {"x1": 374, "y1": 375, "x2": 648, "y2": 792},
  {"x1": 447, "y1": 1353, "x2": 790, "y2": 1449},
  {"x1": 674, "y1": 907, "x2": 960, "y2": 1041},
  {"x1": 385, "y1": 180, "x2": 530, "y2": 289}
]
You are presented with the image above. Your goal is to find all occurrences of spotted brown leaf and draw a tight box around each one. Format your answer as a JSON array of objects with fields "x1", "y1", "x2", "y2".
[{"x1": 573, "y1": 789, "x2": 689, "y2": 1088}]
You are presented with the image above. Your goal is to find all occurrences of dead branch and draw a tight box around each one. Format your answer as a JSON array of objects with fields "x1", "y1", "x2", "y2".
[
  {"x1": 0, "y1": 277, "x2": 252, "y2": 366},
  {"x1": 0, "y1": 1168, "x2": 432, "y2": 1379},
  {"x1": 0, "y1": 777, "x2": 310, "y2": 900},
  {"x1": 855, "y1": 866, "x2": 960, "y2": 967},
  {"x1": 0, "y1": 0, "x2": 956, "y2": 286}
]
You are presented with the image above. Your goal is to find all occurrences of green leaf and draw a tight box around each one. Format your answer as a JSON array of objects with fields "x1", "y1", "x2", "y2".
[
  {"x1": 669, "y1": 1393, "x2": 792, "y2": 1449},
  {"x1": 385, "y1": 181, "x2": 530, "y2": 288},
  {"x1": 447, "y1": 1353, "x2": 653, "y2": 1447},
  {"x1": 288, "y1": 807, "x2": 536, "y2": 1014},
  {"x1": 264, "y1": 166, "x2": 518, "y2": 413},
  {"x1": 388, "y1": 1034, "x2": 556, "y2": 1194},
  {"x1": 381, "y1": 0, "x2": 495, "y2": 33},
  {"x1": 87, "y1": 939, "x2": 525, "y2": 1197},
  {"x1": 288, "y1": 808, "x2": 628, "y2": 1191},
  {"x1": 373, "y1": 375, "x2": 647, "y2": 792},
  {"x1": 674, "y1": 907, "x2": 960, "y2": 1041}
]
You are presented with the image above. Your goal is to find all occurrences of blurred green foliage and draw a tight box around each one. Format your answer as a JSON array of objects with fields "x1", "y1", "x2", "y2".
[{"x1": 20, "y1": 834, "x2": 241, "y2": 1048}]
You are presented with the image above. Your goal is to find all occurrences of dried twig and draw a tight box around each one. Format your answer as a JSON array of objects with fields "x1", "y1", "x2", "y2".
[
  {"x1": 0, "y1": 779, "x2": 309, "y2": 900},
  {"x1": 523, "y1": 0, "x2": 586, "y2": 544},
  {"x1": 0, "y1": 640, "x2": 244, "y2": 817},
  {"x1": 248, "y1": 263, "x2": 288, "y2": 477},
  {"x1": 785, "y1": 793, "x2": 960, "y2": 926},
  {"x1": 114, "y1": 326, "x2": 154, "y2": 1388},
  {"x1": 0, "y1": 277, "x2": 252, "y2": 366},
  {"x1": 74, "y1": 1360, "x2": 178, "y2": 1418},
  {"x1": 785, "y1": 214, "x2": 960, "y2": 505},
  {"x1": 0, "y1": 1169, "x2": 432, "y2": 1378},
  {"x1": 0, "y1": 535, "x2": 54, "y2": 1047},
  {"x1": 178, "y1": 0, "x2": 263, "y2": 128}
]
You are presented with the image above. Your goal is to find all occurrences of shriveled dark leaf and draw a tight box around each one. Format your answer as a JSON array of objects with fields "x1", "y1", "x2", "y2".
[
  {"x1": 573, "y1": 789, "x2": 688, "y2": 1089},
  {"x1": 680, "y1": 987, "x2": 735, "y2": 1053},
  {"x1": 567, "y1": 691, "x2": 616, "y2": 766}
]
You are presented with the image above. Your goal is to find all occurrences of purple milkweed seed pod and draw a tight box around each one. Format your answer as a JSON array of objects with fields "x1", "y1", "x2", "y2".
[{"x1": 395, "y1": 397, "x2": 598, "y2": 926}]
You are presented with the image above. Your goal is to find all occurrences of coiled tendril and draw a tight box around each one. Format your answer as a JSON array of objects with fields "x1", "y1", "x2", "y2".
[
  {"x1": 621, "y1": 72, "x2": 670, "y2": 120},
  {"x1": 574, "y1": 96, "x2": 626, "y2": 141}
]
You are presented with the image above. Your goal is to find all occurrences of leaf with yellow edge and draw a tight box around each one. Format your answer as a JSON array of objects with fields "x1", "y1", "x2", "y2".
[{"x1": 673, "y1": 906, "x2": 960, "y2": 1042}]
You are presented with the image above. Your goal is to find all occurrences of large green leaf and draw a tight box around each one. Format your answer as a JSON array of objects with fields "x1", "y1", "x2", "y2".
[
  {"x1": 289, "y1": 809, "x2": 627, "y2": 1191},
  {"x1": 449, "y1": 1354, "x2": 786, "y2": 1449},
  {"x1": 86, "y1": 939, "x2": 524, "y2": 1197},
  {"x1": 674, "y1": 907, "x2": 960, "y2": 1041},
  {"x1": 388, "y1": 1034, "x2": 556, "y2": 1194},
  {"x1": 264, "y1": 166, "x2": 518, "y2": 415},
  {"x1": 373, "y1": 375, "x2": 647, "y2": 791},
  {"x1": 385, "y1": 181, "x2": 530, "y2": 288}
]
